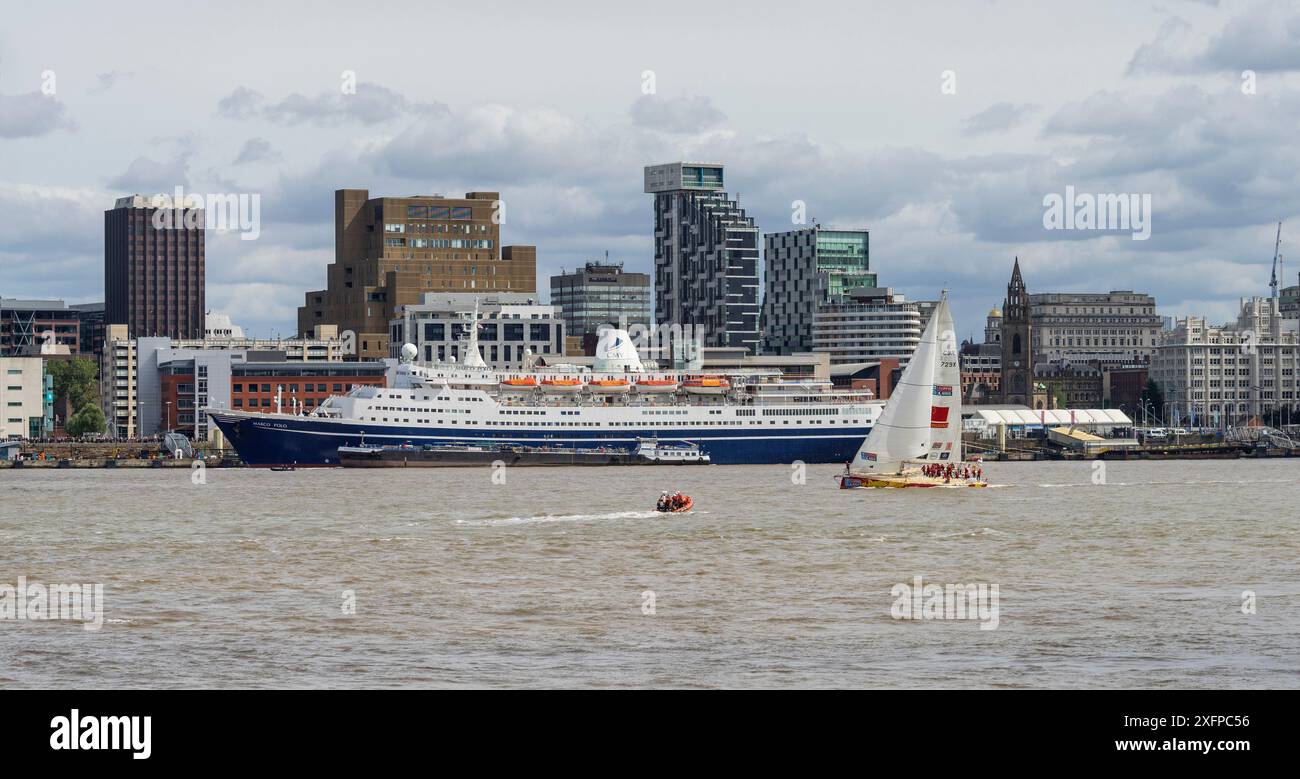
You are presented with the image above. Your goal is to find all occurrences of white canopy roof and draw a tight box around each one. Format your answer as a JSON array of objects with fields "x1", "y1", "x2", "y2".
[{"x1": 971, "y1": 408, "x2": 1132, "y2": 426}]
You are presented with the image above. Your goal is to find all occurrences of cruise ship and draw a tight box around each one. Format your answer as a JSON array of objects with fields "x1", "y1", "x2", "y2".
[{"x1": 206, "y1": 326, "x2": 881, "y2": 467}]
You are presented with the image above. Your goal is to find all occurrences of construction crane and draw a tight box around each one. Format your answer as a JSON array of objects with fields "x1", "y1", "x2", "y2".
[{"x1": 1269, "y1": 221, "x2": 1283, "y2": 298}]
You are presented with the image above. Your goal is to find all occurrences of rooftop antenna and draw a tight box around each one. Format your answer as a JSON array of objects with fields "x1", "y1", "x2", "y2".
[{"x1": 1269, "y1": 222, "x2": 1283, "y2": 298}]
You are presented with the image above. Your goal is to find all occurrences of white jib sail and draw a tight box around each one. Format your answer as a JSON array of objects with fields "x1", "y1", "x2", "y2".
[
  {"x1": 928, "y1": 295, "x2": 962, "y2": 465},
  {"x1": 852, "y1": 301, "x2": 939, "y2": 473}
]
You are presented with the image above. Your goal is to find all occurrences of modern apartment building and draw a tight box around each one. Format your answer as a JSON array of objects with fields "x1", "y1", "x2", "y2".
[
  {"x1": 389, "y1": 292, "x2": 565, "y2": 368},
  {"x1": 811, "y1": 287, "x2": 936, "y2": 367},
  {"x1": 549, "y1": 261, "x2": 651, "y2": 342},
  {"x1": 762, "y1": 227, "x2": 873, "y2": 354},
  {"x1": 1150, "y1": 296, "x2": 1300, "y2": 426},
  {"x1": 101, "y1": 323, "x2": 355, "y2": 438},
  {"x1": 644, "y1": 162, "x2": 760, "y2": 354},
  {"x1": 0, "y1": 357, "x2": 51, "y2": 439},
  {"x1": 1029, "y1": 290, "x2": 1161, "y2": 367},
  {"x1": 298, "y1": 189, "x2": 537, "y2": 360},
  {"x1": 105, "y1": 194, "x2": 206, "y2": 339}
]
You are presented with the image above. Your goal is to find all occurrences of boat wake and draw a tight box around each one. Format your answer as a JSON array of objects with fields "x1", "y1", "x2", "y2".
[
  {"x1": 455, "y1": 510, "x2": 670, "y2": 527},
  {"x1": 929, "y1": 527, "x2": 1001, "y2": 539}
]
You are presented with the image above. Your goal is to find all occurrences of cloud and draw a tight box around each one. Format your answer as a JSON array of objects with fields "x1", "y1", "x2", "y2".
[
  {"x1": 233, "y1": 137, "x2": 282, "y2": 165},
  {"x1": 1129, "y1": 2, "x2": 1300, "y2": 74},
  {"x1": 1037, "y1": 85, "x2": 1300, "y2": 234},
  {"x1": 0, "y1": 184, "x2": 105, "y2": 302},
  {"x1": 1127, "y1": 17, "x2": 1202, "y2": 75},
  {"x1": 216, "y1": 83, "x2": 448, "y2": 126},
  {"x1": 370, "y1": 103, "x2": 633, "y2": 185},
  {"x1": 1200, "y1": 2, "x2": 1300, "y2": 71},
  {"x1": 106, "y1": 154, "x2": 191, "y2": 192},
  {"x1": 88, "y1": 71, "x2": 132, "y2": 94},
  {"x1": 628, "y1": 94, "x2": 727, "y2": 133},
  {"x1": 962, "y1": 102, "x2": 1039, "y2": 136},
  {"x1": 216, "y1": 86, "x2": 264, "y2": 120},
  {"x1": 0, "y1": 91, "x2": 76, "y2": 138}
]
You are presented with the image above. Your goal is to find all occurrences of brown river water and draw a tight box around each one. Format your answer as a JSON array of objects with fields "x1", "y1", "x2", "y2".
[{"x1": 1, "y1": 459, "x2": 1297, "y2": 688}]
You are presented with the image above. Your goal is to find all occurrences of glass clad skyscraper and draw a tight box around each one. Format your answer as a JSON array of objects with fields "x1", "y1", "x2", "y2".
[{"x1": 762, "y1": 226, "x2": 874, "y2": 354}]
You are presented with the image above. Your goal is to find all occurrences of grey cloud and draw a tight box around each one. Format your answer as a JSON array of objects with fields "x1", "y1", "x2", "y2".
[
  {"x1": 89, "y1": 71, "x2": 132, "y2": 94},
  {"x1": 0, "y1": 186, "x2": 103, "y2": 302},
  {"x1": 217, "y1": 86, "x2": 265, "y2": 120},
  {"x1": 962, "y1": 102, "x2": 1039, "y2": 136},
  {"x1": 217, "y1": 83, "x2": 448, "y2": 126},
  {"x1": 1200, "y1": 3, "x2": 1300, "y2": 71},
  {"x1": 233, "y1": 137, "x2": 283, "y2": 165},
  {"x1": 0, "y1": 91, "x2": 76, "y2": 138},
  {"x1": 1129, "y1": 2, "x2": 1300, "y2": 74},
  {"x1": 106, "y1": 153, "x2": 191, "y2": 192},
  {"x1": 628, "y1": 94, "x2": 727, "y2": 133},
  {"x1": 1127, "y1": 17, "x2": 1200, "y2": 75},
  {"x1": 370, "y1": 103, "x2": 636, "y2": 185}
]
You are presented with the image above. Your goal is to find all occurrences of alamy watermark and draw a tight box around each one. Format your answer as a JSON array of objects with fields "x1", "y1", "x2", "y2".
[
  {"x1": 149, "y1": 185, "x2": 262, "y2": 240},
  {"x1": 1043, "y1": 185, "x2": 1151, "y2": 240},
  {"x1": 50, "y1": 709, "x2": 151, "y2": 759},
  {"x1": 891, "y1": 575, "x2": 999, "y2": 630},
  {"x1": 0, "y1": 576, "x2": 104, "y2": 631}
]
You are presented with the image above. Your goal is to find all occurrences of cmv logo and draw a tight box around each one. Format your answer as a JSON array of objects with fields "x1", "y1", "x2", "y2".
[{"x1": 50, "y1": 709, "x2": 151, "y2": 759}]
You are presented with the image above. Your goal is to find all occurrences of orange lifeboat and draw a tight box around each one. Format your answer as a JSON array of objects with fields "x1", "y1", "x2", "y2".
[
  {"x1": 635, "y1": 378, "x2": 679, "y2": 394},
  {"x1": 682, "y1": 376, "x2": 730, "y2": 395},
  {"x1": 499, "y1": 377, "x2": 538, "y2": 392},
  {"x1": 540, "y1": 378, "x2": 583, "y2": 394},
  {"x1": 588, "y1": 378, "x2": 632, "y2": 394}
]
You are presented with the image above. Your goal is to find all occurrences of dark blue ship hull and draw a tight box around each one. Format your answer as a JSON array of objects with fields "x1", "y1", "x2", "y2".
[{"x1": 208, "y1": 412, "x2": 870, "y2": 467}]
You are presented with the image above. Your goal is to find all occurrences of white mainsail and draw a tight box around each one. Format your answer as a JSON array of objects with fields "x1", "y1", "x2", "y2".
[
  {"x1": 928, "y1": 294, "x2": 962, "y2": 464},
  {"x1": 851, "y1": 301, "x2": 939, "y2": 473}
]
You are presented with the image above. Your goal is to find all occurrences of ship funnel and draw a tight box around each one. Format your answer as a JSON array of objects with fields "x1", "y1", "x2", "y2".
[{"x1": 593, "y1": 327, "x2": 644, "y2": 373}]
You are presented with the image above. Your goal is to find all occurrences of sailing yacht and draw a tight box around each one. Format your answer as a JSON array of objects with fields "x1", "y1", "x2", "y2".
[{"x1": 835, "y1": 293, "x2": 988, "y2": 489}]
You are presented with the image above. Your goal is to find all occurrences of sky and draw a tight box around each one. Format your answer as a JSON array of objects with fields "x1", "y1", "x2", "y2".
[{"x1": 2, "y1": 0, "x2": 1299, "y2": 341}]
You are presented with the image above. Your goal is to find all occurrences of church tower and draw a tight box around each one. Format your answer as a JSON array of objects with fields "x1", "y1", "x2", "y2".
[{"x1": 999, "y1": 257, "x2": 1033, "y2": 404}]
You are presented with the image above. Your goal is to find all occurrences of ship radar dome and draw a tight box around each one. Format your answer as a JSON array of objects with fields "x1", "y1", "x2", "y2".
[{"x1": 400, "y1": 343, "x2": 418, "y2": 362}]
